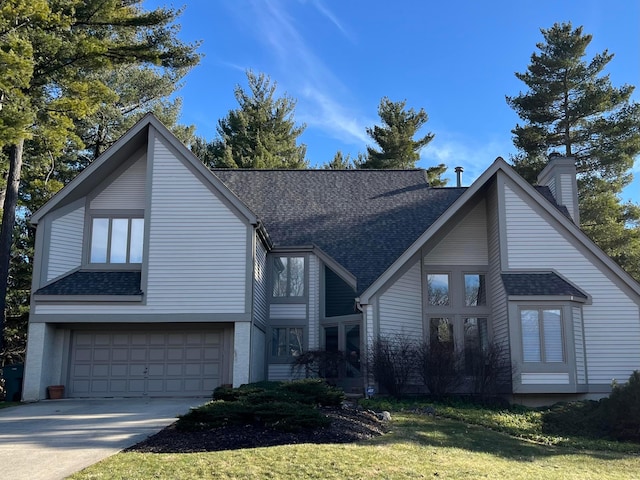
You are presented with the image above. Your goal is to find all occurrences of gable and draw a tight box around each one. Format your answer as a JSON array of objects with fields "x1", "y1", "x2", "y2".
[
  {"x1": 423, "y1": 199, "x2": 488, "y2": 265},
  {"x1": 90, "y1": 150, "x2": 147, "y2": 210}
]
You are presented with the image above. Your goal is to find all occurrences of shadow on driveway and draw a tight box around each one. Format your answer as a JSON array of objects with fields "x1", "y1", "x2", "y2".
[{"x1": 0, "y1": 397, "x2": 205, "y2": 480}]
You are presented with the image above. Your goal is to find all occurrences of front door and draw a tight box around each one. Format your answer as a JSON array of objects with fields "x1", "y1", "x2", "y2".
[{"x1": 323, "y1": 323, "x2": 362, "y2": 393}]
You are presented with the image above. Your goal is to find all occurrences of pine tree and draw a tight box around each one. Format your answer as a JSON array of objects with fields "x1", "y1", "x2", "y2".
[
  {"x1": 0, "y1": 0, "x2": 200, "y2": 356},
  {"x1": 322, "y1": 151, "x2": 360, "y2": 170},
  {"x1": 506, "y1": 22, "x2": 640, "y2": 279},
  {"x1": 361, "y1": 97, "x2": 435, "y2": 169},
  {"x1": 211, "y1": 71, "x2": 308, "y2": 169}
]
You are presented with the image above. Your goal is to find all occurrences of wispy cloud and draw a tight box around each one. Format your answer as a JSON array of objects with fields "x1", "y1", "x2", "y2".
[
  {"x1": 419, "y1": 134, "x2": 514, "y2": 186},
  {"x1": 225, "y1": 0, "x2": 365, "y2": 146},
  {"x1": 306, "y1": 0, "x2": 354, "y2": 42}
]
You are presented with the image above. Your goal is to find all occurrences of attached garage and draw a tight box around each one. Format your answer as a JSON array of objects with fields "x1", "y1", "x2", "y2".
[{"x1": 68, "y1": 327, "x2": 228, "y2": 398}]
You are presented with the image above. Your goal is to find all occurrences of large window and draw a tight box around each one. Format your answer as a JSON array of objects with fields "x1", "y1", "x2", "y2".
[
  {"x1": 425, "y1": 268, "x2": 490, "y2": 372},
  {"x1": 520, "y1": 308, "x2": 563, "y2": 363},
  {"x1": 272, "y1": 256, "x2": 305, "y2": 298},
  {"x1": 90, "y1": 217, "x2": 144, "y2": 264}
]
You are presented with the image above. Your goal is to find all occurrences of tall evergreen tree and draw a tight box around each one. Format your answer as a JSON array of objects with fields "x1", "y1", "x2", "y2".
[
  {"x1": 210, "y1": 71, "x2": 308, "y2": 169},
  {"x1": 0, "y1": 0, "x2": 200, "y2": 356},
  {"x1": 322, "y1": 151, "x2": 363, "y2": 170},
  {"x1": 362, "y1": 97, "x2": 435, "y2": 169},
  {"x1": 507, "y1": 22, "x2": 640, "y2": 279}
]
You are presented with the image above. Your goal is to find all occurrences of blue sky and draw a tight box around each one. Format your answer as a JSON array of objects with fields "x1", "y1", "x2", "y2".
[{"x1": 144, "y1": 0, "x2": 639, "y2": 202}]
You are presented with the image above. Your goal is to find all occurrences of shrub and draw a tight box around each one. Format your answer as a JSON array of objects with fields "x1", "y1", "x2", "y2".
[
  {"x1": 177, "y1": 400, "x2": 253, "y2": 430},
  {"x1": 369, "y1": 335, "x2": 417, "y2": 398},
  {"x1": 291, "y1": 349, "x2": 346, "y2": 380},
  {"x1": 603, "y1": 370, "x2": 640, "y2": 442},
  {"x1": 416, "y1": 341, "x2": 464, "y2": 398},
  {"x1": 281, "y1": 378, "x2": 345, "y2": 406},
  {"x1": 541, "y1": 400, "x2": 609, "y2": 438},
  {"x1": 466, "y1": 341, "x2": 514, "y2": 398},
  {"x1": 184, "y1": 379, "x2": 342, "y2": 433}
]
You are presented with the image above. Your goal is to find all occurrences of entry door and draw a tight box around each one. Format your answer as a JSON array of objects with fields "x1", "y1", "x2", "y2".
[{"x1": 323, "y1": 323, "x2": 362, "y2": 389}]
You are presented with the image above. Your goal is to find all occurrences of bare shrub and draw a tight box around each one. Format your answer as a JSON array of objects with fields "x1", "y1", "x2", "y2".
[
  {"x1": 369, "y1": 335, "x2": 418, "y2": 398},
  {"x1": 416, "y1": 341, "x2": 464, "y2": 398},
  {"x1": 466, "y1": 341, "x2": 514, "y2": 398},
  {"x1": 291, "y1": 349, "x2": 346, "y2": 380}
]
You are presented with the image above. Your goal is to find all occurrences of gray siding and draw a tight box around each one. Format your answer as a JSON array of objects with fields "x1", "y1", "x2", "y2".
[
  {"x1": 423, "y1": 200, "x2": 488, "y2": 265},
  {"x1": 250, "y1": 324, "x2": 265, "y2": 383},
  {"x1": 90, "y1": 153, "x2": 147, "y2": 210},
  {"x1": 308, "y1": 254, "x2": 320, "y2": 349},
  {"x1": 487, "y1": 183, "x2": 509, "y2": 347},
  {"x1": 378, "y1": 260, "x2": 423, "y2": 343},
  {"x1": 253, "y1": 240, "x2": 268, "y2": 329},
  {"x1": 146, "y1": 136, "x2": 247, "y2": 313},
  {"x1": 504, "y1": 182, "x2": 640, "y2": 384},
  {"x1": 270, "y1": 304, "x2": 307, "y2": 319},
  {"x1": 36, "y1": 136, "x2": 249, "y2": 316},
  {"x1": 573, "y1": 306, "x2": 586, "y2": 384},
  {"x1": 47, "y1": 206, "x2": 85, "y2": 281}
]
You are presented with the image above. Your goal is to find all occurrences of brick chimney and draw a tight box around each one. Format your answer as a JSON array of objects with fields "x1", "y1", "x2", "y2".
[{"x1": 537, "y1": 154, "x2": 579, "y2": 225}]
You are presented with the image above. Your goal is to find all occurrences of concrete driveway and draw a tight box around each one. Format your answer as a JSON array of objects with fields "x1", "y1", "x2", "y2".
[{"x1": 0, "y1": 397, "x2": 205, "y2": 480}]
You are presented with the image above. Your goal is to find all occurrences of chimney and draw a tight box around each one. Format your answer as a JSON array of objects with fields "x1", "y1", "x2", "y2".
[
  {"x1": 537, "y1": 154, "x2": 579, "y2": 225},
  {"x1": 454, "y1": 166, "x2": 464, "y2": 187}
]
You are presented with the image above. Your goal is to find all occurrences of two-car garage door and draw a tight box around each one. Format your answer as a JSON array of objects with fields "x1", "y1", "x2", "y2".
[{"x1": 69, "y1": 328, "x2": 225, "y2": 397}]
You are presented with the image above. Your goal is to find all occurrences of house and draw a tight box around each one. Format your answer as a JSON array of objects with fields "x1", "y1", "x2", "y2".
[{"x1": 22, "y1": 114, "x2": 640, "y2": 404}]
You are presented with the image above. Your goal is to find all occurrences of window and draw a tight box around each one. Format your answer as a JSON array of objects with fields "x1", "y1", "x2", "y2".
[
  {"x1": 463, "y1": 317, "x2": 488, "y2": 374},
  {"x1": 521, "y1": 308, "x2": 563, "y2": 363},
  {"x1": 430, "y1": 317, "x2": 454, "y2": 352},
  {"x1": 424, "y1": 268, "x2": 490, "y2": 375},
  {"x1": 272, "y1": 256, "x2": 305, "y2": 297},
  {"x1": 427, "y1": 274, "x2": 450, "y2": 306},
  {"x1": 90, "y1": 217, "x2": 144, "y2": 264},
  {"x1": 272, "y1": 327, "x2": 303, "y2": 357},
  {"x1": 464, "y1": 274, "x2": 486, "y2": 306}
]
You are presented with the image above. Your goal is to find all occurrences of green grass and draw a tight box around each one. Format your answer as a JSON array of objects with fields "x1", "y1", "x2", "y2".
[
  {"x1": 70, "y1": 403, "x2": 640, "y2": 480},
  {"x1": 0, "y1": 401, "x2": 20, "y2": 410}
]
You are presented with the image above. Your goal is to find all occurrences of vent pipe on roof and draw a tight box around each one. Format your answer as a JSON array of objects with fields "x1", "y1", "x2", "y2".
[{"x1": 454, "y1": 166, "x2": 464, "y2": 187}]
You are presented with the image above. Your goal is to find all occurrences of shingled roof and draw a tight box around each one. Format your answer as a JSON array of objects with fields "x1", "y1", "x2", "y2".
[
  {"x1": 214, "y1": 169, "x2": 466, "y2": 294},
  {"x1": 501, "y1": 272, "x2": 587, "y2": 298},
  {"x1": 35, "y1": 271, "x2": 143, "y2": 296}
]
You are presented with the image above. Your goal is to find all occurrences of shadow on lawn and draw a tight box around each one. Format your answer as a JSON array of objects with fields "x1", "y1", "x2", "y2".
[{"x1": 366, "y1": 414, "x2": 634, "y2": 462}]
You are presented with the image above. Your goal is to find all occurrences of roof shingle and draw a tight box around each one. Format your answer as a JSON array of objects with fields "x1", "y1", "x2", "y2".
[
  {"x1": 501, "y1": 272, "x2": 587, "y2": 298},
  {"x1": 214, "y1": 169, "x2": 466, "y2": 294},
  {"x1": 35, "y1": 271, "x2": 142, "y2": 296}
]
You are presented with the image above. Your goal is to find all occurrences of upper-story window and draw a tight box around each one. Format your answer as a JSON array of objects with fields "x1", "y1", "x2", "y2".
[
  {"x1": 90, "y1": 217, "x2": 144, "y2": 264},
  {"x1": 464, "y1": 274, "x2": 487, "y2": 306},
  {"x1": 272, "y1": 256, "x2": 305, "y2": 298}
]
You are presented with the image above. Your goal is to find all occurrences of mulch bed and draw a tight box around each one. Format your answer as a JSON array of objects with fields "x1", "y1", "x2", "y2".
[{"x1": 126, "y1": 407, "x2": 389, "y2": 453}]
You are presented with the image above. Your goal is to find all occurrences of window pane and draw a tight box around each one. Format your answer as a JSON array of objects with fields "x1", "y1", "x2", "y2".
[
  {"x1": 521, "y1": 310, "x2": 541, "y2": 362},
  {"x1": 543, "y1": 309, "x2": 563, "y2": 362},
  {"x1": 110, "y1": 219, "x2": 129, "y2": 263},
  {"x1": 324, "y1": 326, "x2": 339, "y2": 351},
  {"x1": 345, "y1": 324, "x2": 361, "y2": 377},
  {"x1": 272, "y1": 257, "x2": 288, "y2": 297},
  {"x1": 430, "y1": 317, "x2": 453, "y2": 351},
  {"x1": 129, "y1": 218, "x2": 144, "y2": 263},
  {"x1": 272, "y1": 328, "x2": 287, "y2": 356},
  {"x1": 464, "y1": 318, "x2": 488, "y2": 374},
  {"x1": 289, "y1": 257, "x2": 305, "y2": 296},
  {"x1": 465, "y1": 274, "x2": 486, "y2": 306},
  {"x1": 90, "y1": 218, "x2": 109, "y2": 263},
  {"x1": 289, "y1": 328, "x2": 303, "y2": 356},
  {"x1": 427, "y1": 274, "x2": 449, "y2": 306}
]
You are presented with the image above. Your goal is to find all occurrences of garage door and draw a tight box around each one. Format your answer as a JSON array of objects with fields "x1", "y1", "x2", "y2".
[{"x1": 69, "y1": 329, "x2": 224, "y2": 397}]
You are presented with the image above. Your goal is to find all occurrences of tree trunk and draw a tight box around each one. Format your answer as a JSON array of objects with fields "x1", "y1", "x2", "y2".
[{"x1": 0, "y1": 139, "x2": 24, "y2": 355}]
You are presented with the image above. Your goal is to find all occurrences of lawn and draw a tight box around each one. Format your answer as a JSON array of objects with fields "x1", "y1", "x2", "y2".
[
  {"x1": 0, "y1": 401, "x2": 20, "y2": 410},
  {"x1": 70, "y1": 406, "x2": 640, "y2": 480}
]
